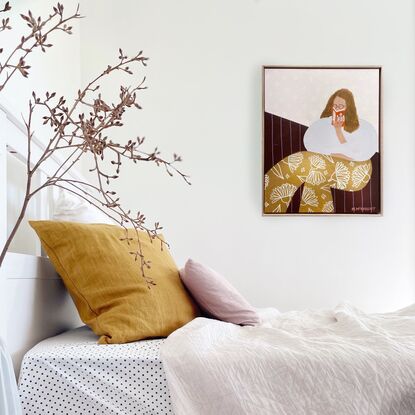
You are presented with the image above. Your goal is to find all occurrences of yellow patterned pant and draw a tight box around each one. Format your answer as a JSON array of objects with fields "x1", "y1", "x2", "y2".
[{"x1": 264, "y1": 151, "x2": 372, "y2": 213}]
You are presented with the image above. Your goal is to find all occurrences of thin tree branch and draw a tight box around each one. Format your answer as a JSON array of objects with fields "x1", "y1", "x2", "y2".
[{"x1": 0, "y1": 4, "x2": 190, "y2": 282}]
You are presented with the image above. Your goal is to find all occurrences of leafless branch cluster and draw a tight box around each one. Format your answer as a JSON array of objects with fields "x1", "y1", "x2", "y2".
[
  {"x1": 0, "y1": 3, "x2": 190, "y2": 286},
  {"x1": 0, "y1": 2, "x2": 80, "y2": 91}
]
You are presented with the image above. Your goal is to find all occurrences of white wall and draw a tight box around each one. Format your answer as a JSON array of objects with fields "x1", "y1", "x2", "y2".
[{"x1": 79, "y1": 0, "x2": 415, "y2": 312}]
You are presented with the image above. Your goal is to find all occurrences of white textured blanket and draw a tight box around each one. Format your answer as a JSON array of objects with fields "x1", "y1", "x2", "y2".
[{"x1": 161, "y1": 304, "x2": 415, "y2": 415}]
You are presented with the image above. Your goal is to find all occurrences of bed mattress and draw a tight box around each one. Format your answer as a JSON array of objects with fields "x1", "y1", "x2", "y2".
[{"x1": 19, "y1": 326, "x2": 173, "y2": 415}]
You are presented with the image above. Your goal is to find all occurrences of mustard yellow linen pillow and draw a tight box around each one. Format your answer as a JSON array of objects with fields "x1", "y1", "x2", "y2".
[{"x1": 29, "y1": 221, "x2": 199, "y2": 344}]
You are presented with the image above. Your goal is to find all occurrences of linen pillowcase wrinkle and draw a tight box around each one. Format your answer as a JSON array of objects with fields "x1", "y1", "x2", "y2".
[
  {"x1": 30, "y1": 221, "x2": 199, "y2": 344},
  {"x1": 181, "y1": 259, "x2": 260, "y2": 326}
]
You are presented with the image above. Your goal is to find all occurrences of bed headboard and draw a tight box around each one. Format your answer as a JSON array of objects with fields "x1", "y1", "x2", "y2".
[{"x1": 0, "y1": 100, "x2": 82, "y2": 375}]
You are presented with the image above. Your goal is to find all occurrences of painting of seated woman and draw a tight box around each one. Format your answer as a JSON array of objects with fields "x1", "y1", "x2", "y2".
[{"x1": 263, "y1": 67, "x2": 381, "y2": 215}]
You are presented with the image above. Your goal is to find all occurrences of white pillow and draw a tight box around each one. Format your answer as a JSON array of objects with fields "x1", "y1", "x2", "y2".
[{"x1": 52, "y1": 189, "x2": 115, "y2": 224}]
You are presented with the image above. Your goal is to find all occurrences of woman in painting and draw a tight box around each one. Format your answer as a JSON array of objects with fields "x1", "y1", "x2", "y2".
[{"x1": 264, "y1": 89, "x2": 378, "y2": 214}]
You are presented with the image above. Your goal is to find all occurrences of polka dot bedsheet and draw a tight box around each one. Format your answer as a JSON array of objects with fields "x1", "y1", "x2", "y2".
[{"x1": 19, "y1": 326, "x2": 173, "y2": 415}]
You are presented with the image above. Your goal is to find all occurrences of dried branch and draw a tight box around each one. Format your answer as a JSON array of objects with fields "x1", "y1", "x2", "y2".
[
  {"x1": 0, "y1": 3, "x2": 191, "y2": 287},
  {"x1": 0, "y1": 2, "x2": 82, "y2": 91}
]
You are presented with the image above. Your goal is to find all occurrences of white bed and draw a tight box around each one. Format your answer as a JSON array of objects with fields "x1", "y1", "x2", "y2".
[
  {"x1": 162, "y1": 303, "x2": 415, "y2": 415},
  {"x1": 3, "y1": 96, "x2": 415, "y2": 415},
  {"x1": 19, "y1": 326, "x2": 173, "y2": 415}
]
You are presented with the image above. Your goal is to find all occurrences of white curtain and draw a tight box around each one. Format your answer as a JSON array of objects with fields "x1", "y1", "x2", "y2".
[{"x1": 0, "y1": 337, "x2": 21, "y2": 415}]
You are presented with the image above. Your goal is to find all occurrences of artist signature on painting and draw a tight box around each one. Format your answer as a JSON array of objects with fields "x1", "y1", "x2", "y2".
[{"x1": 351, "y1": 207, "x2": 377, "y2": 213}]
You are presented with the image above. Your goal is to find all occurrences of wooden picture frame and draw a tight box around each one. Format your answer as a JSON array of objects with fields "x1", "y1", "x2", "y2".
[{"x1": 262, "y1": 66, "x2": 382, "y2": 215}]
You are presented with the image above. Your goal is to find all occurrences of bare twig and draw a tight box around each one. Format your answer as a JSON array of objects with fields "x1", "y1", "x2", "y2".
[
  {"x1": 0, "y1": 4, "x2": 190, "y2": 286},
  {"x1": 0, "y1": 2, "x2": 82, "y2": 91}
]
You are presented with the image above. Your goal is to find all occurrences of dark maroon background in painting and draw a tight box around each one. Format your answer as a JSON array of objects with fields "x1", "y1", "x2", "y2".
[{"x1": 263, "y1": 112, "x2": 381, "y2": 214}]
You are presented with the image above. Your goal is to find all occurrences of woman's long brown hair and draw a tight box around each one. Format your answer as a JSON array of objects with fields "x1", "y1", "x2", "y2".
[{"x1": 320, "y1": 88, "x2": 359, "y2": 133}]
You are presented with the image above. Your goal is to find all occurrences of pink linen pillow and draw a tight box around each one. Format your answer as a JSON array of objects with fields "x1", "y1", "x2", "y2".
[{"x1": 180, "y1": 259, "x2": 260, "y2": 326}]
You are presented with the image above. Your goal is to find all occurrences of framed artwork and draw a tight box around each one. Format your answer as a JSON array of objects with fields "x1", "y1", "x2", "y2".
[{"x1": 262, "y1": 66, "x2": 381, "y2": 215}]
